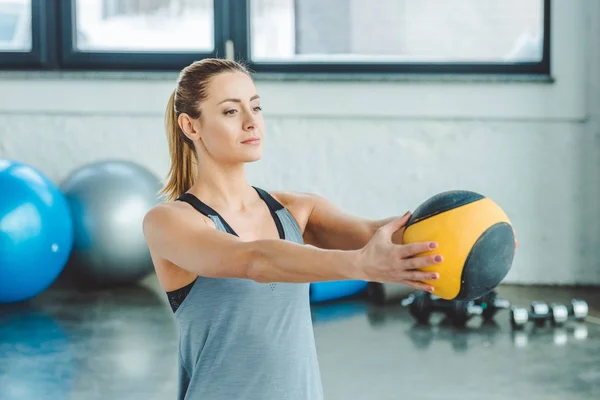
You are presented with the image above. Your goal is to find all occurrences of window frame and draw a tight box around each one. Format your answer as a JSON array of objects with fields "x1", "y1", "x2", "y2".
[
  {"x1": 236, "y1": 0, "x2": 551, "y2": 76},
  {"x1": 57, "y1": 0, "x2": 228, "y2": 71},
  {"x1": 0, "y1": 0, "x2": 551, "y2": 76},
  {"x1": 0, "y1": 0, "x2": 57, "y2": 69}
]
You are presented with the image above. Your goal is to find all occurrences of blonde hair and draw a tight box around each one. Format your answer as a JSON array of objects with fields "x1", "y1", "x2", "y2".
[{"x1": 160, "y1": 58, "x2": 251, "y2": 201}]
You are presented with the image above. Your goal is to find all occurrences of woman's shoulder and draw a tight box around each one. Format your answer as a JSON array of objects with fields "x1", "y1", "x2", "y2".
[
  {"x1": 143, "y1": 198, "x2": 214, "y2": 232},
  {"x1": 268, "y1": 190, "x2": 310, "y2": 205},
  {"x1": 267, "y1": 190, "x2": 317, "y2": 233}
]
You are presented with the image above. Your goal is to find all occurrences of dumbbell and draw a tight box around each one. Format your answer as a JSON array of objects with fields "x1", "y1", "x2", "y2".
[
  {"x1": 401, "y1": 291, "x2": 482, "y2": 327},
  {"x1": 566, "y1": 299, "x2": 589, "y2": 321},
  {"x1": 510, "y1": 299, "x2": 588, "y2": 330},
  {"x1": 402, "y1": 290, "x2": 510, "y2": 327},
  {"x1": 473, "y1": 290, "x2": 511, "y2": 321},
  {"x1": 510, "y1": 301, "x2": 565, "y2": 329}
]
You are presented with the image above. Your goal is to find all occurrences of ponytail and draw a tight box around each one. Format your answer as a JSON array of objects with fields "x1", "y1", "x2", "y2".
[{"x1": 159, "y1": 90, "x2": 197, "y2": 201}]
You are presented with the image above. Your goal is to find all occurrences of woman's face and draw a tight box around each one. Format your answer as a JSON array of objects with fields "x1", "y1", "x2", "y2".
[{"x1": 192, "y1": 71, "x2": 264, "y2": 165}]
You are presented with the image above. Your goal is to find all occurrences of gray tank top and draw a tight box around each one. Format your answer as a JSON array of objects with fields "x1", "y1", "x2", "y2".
[{"x1": 171, "y1": 187, "x2": 323, "y2": 400}]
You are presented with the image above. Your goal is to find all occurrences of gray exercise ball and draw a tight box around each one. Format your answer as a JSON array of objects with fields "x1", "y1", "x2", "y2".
[{"x1": 60, "y1": 160, "x2": 162, "y2": 288}]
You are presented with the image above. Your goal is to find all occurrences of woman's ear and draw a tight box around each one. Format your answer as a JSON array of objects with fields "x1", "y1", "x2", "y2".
[{"x1": 178, "y1": 113, "x2": 201, "y2": 142}]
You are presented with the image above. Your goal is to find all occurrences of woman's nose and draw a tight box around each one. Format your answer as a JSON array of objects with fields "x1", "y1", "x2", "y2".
[{"x1": 243, "y1": 113, "x2": 256, "y2": 131}]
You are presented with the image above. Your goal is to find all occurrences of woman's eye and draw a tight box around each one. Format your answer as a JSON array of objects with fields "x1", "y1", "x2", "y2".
[
  {"x1": 253, "y1": 106, "x2": 262, "y2": 112},
  {"x1": 224, "y1": 109, "x2": 237, "y2": 115}
]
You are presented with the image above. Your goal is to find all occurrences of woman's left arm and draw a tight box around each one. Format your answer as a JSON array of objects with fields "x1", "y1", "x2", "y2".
[
  {"x1": 273, "y1": 191, "x2": 406, "y2": 250},
  {"x1": 273, "y1": 191, "x2": 518, "y2": 252}
]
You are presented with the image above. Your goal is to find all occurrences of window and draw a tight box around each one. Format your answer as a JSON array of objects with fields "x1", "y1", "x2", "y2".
[
  {"x1": 243, "y1": 0, "x2": 549, "y2": 74},
  {"x1": 2, "y1": 0, "x2": 551, "y2": 76},
  {"x1": 0, "y1": 0, "x2": 31, "y2": 51},
  {"x1": 74, "y1": 0, "x2": 214, "y2": 52},
  {"x1": 59, "y1": 0, "x2": 223, "y2": 69},
  {"x1": 0, "y1": 0, "x2": 57, "y2": 68}
]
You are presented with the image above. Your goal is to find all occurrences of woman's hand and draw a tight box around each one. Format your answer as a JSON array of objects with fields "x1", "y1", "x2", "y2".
[
  {"x1": 355, "y1": 216, "x2": 519, "y2": 293},
  {"x1": 355, "y1": 212, "x2": 441, "y2": 293}
]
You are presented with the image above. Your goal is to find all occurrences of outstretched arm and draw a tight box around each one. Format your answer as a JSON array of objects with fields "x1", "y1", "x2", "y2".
[
  {"x1": 143, "y1": 201, "x2": 441, "y2": 289},
  {"x1": 287, "y1": 192, "x2": 518, "y2": 252},
  {"x1": 295, "y1": 193, "x2": 407, "y2": 250}
]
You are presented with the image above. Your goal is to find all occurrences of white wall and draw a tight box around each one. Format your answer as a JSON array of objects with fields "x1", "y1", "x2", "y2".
[{"x1": 0, "y1": 0, "x2": 598, "y2": 286}]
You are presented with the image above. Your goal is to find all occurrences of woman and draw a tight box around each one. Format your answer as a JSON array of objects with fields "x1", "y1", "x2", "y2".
[{"x1": 142, "y1": 58, "x2": 472, "y2": 399}]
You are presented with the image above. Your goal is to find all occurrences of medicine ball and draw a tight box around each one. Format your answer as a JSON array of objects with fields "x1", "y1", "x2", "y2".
[{"x1": 403, "y1": 190, "x2": 515, "y2": 301}]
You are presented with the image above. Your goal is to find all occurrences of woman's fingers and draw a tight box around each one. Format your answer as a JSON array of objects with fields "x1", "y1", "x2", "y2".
[
  {"x1": 400, "y1": 270, "x2": 439, "y2": 282},
  {"x1": 402, "y1": 270, "x2": 440, "y2": 281},
  {"x1": 398, "y1": 241, "x2": 438, "y2": 258},
  {"x1": 399, "y1": 253, "x2": 443, "y2": 271},
  {"x1": 396, "y1": 269, "x2": 439, "y2": 293}
]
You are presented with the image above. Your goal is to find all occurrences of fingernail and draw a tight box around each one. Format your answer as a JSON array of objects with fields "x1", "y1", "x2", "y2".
[
  {"x1": 434, "y1": 255, "x2": 443, "y2": 262},
  {"x1": 431, "y1": 273, "x2": 439, "y2": 280},
  {"x1": 428, "y1": 287, "x2": 435, "y2": 293},
  {"x1": 429, "y1": 242, "x2": 438, "y2": 249}
]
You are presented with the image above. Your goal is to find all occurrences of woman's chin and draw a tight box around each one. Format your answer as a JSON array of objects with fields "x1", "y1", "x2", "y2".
[
  {"x1": 244, "y1": 155, "x2": 262, "y2": 163},
  {"x1": 242, "y1": 149, "x2": 263, "y2": 163}
]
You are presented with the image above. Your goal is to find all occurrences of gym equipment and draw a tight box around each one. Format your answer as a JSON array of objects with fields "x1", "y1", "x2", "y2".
[
  {"x1": 402, "y1": 290, "x2": 510, "y2": 327},
  {"x1": 475, "y1": 290, "x2": 511, "y2": 320},
  {"x1": 510, "y1": 299, "x2": 588, "y2": 330},
  {"x1": 0, "y1": 159, "x2": 73, "y2": 303},
  {"x1": 566, "y1": 299, "x2": 589, "y2": 320},
  {"x1": 402, "y1": 190, "x2": 515, "y2": 301},
  {"x1": 366, "y1": 282, "x2": 415, "y2": 305},
  {"x1": 309, "y1": 280, "x2": 367, "y2": 303},
  {"x1": 60, "y1": 160, "x2": 161, "y2": 288}
]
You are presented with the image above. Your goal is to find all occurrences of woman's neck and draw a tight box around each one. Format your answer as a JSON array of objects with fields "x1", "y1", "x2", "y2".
[{"x1": 190, "y1": 162, "x2": 255, "y2": 212}]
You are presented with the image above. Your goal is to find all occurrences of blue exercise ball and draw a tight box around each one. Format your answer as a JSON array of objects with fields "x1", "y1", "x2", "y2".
[
  {"x1": 309, "y1": 280, "x2": 368, "y2": 303},
  {"x1": 0, "y1": 159, "x2": 73, "y2": 303}
]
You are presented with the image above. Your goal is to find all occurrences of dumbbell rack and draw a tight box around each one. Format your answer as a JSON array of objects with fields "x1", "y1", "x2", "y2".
[
  {"x1": 510, "y1": 299, "x2": 589, "y2": 330},
  {"x1": 401, "y1": 291, "x2": 590, "y2": 330},
  {"x1": 401, "y1": 290, "x2": 510, "y2": 327}
]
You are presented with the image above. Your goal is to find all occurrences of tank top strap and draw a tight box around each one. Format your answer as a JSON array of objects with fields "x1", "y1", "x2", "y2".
[
  {"x1": 176, "y1": 189, "x2": 290, "y2": 241},
  {"x1": 176, "y1": 192, "x2": 238, "y2": 236},
  {"x1": 253, "y1": 187, "x2": 306, "y2": 244},
  {"x1": 252, "y1": 187, "x2": 285, "y2": 240},
  {"x1": 253, "y1": 187, "x2": 284, "y2": 211}
]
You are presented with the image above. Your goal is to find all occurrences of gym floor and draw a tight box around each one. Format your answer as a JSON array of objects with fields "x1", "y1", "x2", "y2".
[{"x1": 1, "y1": 280, "x2": 598, "y2": 400}]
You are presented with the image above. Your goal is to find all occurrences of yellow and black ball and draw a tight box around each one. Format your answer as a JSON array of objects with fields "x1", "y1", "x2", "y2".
[{"x1": 403, "y1": 190, "x2": 515, "y2": 301}]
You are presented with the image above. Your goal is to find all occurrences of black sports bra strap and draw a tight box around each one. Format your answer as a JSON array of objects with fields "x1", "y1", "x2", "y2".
[
  {"x1": 253, "y1": 187, "x2": 284, "y2": 212},
  {"x1": 176, "y1": 193, "x2": 219, "y2": 217},
  {"x1": 253, "y1": 187, "x2": 285, "y2": 240},
  {"x1": 176, "y1": 189, "x2": 285, "y2": 240},
  {"x1": 176, "y1": 193, "x2": 239, "y2": 236}
]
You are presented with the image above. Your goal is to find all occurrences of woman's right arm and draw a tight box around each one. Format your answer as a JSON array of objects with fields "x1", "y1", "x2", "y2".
[{"x1": 142, "y1": 204, "x2": 442, "y2": 289}]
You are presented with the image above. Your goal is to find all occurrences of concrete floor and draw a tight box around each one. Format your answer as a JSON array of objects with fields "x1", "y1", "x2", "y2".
[{"x1": 0, "y1": 278, "x2": 598, "y2": 400}]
